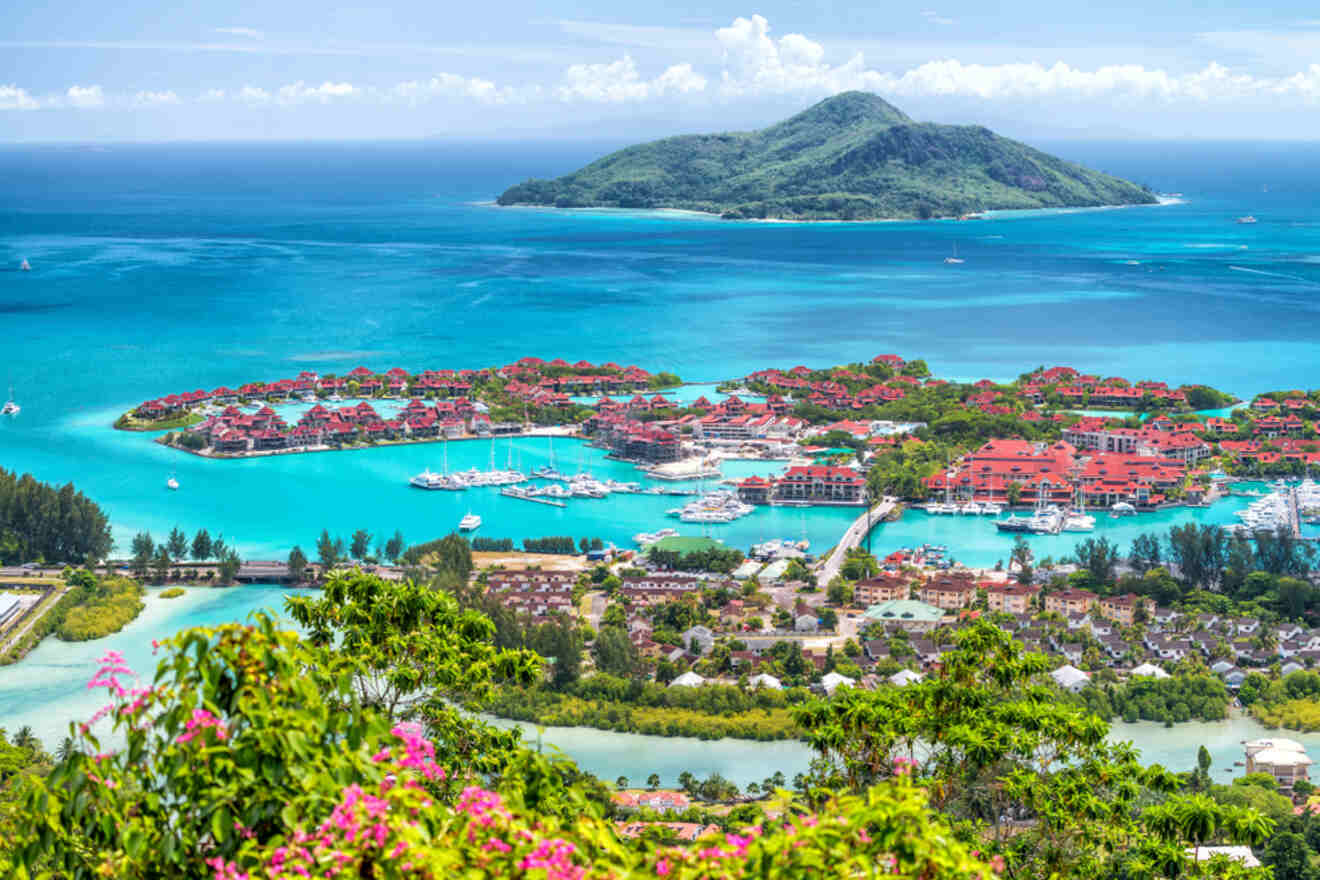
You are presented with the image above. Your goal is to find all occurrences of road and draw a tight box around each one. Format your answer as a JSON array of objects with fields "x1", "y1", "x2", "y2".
[
  {"x1": 816, "y1": 498, "x2": 895, "y2": 587},
  {"x1": 0, "y1": 587, "x2": 67, "y2": 657}
]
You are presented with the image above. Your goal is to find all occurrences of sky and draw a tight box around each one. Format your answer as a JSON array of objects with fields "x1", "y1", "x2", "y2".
[{"x1": 3, "y1": 1, "x2": 1320, "y2": 141}]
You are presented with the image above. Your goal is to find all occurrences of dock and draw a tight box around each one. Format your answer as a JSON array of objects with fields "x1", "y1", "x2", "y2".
[{"x1": 500, "y1": 488, "x2": 567, "y2": 508}]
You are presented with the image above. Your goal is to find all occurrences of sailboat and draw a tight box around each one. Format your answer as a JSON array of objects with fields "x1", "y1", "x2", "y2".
[
  {"x1": 944, "y1": 243, "x2": 965, "y2": 264},
  {"x1": 19, "y1": 259, "x2": 31, "y2": 272},
  {"x1": 166, "y1": 473, "x2": 180, "y2": 491},
  {"x1": 1, "y1": 387, "x2": 19, "y2": 416}
]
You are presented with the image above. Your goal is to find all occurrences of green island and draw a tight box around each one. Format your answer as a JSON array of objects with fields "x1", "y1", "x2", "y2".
[{"x1": 497, "y1": 91, "x2": 1157, "y2": 221}]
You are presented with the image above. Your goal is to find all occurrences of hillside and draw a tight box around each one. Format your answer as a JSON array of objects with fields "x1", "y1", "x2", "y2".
[{"x1": 496, "y1": 92, "x2": 1157, "y2": 220}]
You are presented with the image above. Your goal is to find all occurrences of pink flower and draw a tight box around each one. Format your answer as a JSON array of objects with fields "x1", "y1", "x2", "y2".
[{"x1": 656, "y1": 858, "x2": 672, "y2": 876}]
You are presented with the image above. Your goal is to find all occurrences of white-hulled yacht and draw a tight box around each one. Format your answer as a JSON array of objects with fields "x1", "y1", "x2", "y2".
[{"x1": 459, "y1": 512, "x2": 482, "y2": 531}]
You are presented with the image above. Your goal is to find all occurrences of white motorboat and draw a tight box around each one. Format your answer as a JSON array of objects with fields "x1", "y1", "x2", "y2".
[
  {"x1": 1111, "y1": 502, "x2": 1137, "y2": 516},
  {"x1": 459, "y1": 512, "x2": 482, "y2": 531},
  {"x1": 1236, "y1": 215, "x2": 1258, "y2": 224},
  {"x1": 166, "y1": 473, "x2": 179, "y2": 491},
  {"x1": 410, "y1": 468, "x2": 466, "y2": 490},
  {"x1": 2, "y1": 387, "x2": 18, "y2": 416},
  {"x1": 1062, "y1": 513, "x2": 1096, "y2": 532}
]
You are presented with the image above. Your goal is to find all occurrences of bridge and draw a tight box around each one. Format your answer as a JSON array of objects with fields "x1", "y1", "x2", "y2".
[{"x1": 816, "y1": 498, "x2": 895, "y2": 587}]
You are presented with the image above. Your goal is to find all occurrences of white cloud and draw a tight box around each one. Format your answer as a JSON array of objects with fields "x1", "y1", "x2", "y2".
[
  {"x1": 554, "y1": 55, "x2": 707, "y2": 102},
  {"x1": 201, "y1": 88, "x2": 226, "y2": 102},
  {"x1": 0, "y1": 84, "x2": 38, "y2": 110},
  {"x1": 133, "y1": 89, "x2": 180, "y2": 106},
  {"x1": 65, "y1": 84, "x2": 104, "y2": 108},
  {"x1": 921, "y1": 10, "x2": 957, "y2": 25},
  {"x1": 390, "y1": 73, "x2": 515, "y2": 104},
  {"x1": 214, "y1": 27, "x2": 264, "y2": 40},
  {"x1": 237, "y1": 85, "x2": 272, "y2": 104},
  {"x1": 275, "y1": 81, "x2": 358, "y2": 104}
]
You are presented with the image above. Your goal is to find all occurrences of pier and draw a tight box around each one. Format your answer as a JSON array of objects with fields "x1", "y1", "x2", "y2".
[
  {"x1": 816, "y1": 497, "x2": 895, "y2": 587},
  {"x1": 500, "y1": 488, "x2": 568, "y2": 508}
]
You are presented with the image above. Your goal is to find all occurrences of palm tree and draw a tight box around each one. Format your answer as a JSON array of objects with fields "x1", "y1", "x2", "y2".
[
  {"x1": 13, "y1": 725, "x2": 37, "y2": 751},
  {"x1": 1176, "y1": 794, "x2": 1222, "y2": 863},
  {"x1": 55, "y1": 735, "x2": 76, "y2": 762}
]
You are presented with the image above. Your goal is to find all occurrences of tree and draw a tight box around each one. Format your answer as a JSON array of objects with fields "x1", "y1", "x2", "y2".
[
  {"x1": 287, "y1": 546, "x2": 309, "y2": 584},
  {"x1": 592, "y1": 626, "x2": 638, "y2": 678},
  {"x1": 316, "y1": 529, "x2": 344, "y2": 570},
  {"x1": 285, "y1": 569, "x2": 539, "y2": 720},
  {"x1": 165, "y1": 527, "x2": 188, "y2": 561},
  {"x1": 130, "y1": 531, "x2": 154, "y2": 580},
  {"x1": 1263, "y1": 832, "x2": 1318, "y2": 880},
  {"x1": 190, "y1": 528, "x2": 213, "y2": 561},
  {"x1": 579, "y1": 537, "x2": 590, "y2": 554},
  {"x1": 646, "y1": 773, "x2": 660, "y2": 790},
  {"x1": 350, "y1": 528, "x2": 372, "y2": 561},
  {"x1": 151, "y1": 546, "x2": 171, "y2": 584},
  {"x1": 216, "y1": 548, "x2": 241, "y2": 584},
  {"x1": 1005, "y1": 481, "x2": 1023, "y2": 506},
  {"x1": 827, "y1": 578, "x2": 854, "y2": 606},
  {"x1": 1130, "y1": 533, "x2": 1162, "y2": 574},
  {"x1": 615, "y1": 776, "x2": 628, "y2": 791},
  {"x1": 1074, "y1": 536, "x2": 1120, "y2": 589},
  {"x1": 383, "y1": 530, "x2": 405, "y2": 563}
]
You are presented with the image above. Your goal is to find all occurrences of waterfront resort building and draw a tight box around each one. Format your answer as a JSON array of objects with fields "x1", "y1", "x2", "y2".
[
  {"x1": 1245, "y1": 738, "x2": 1313, "y2": 794},
  {"x1": 736, "y1": 465, "x2": 866, "y2": 506}
]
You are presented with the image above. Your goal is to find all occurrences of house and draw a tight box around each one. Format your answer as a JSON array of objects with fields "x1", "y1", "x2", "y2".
[
  {"x1": 820, "y1": 671, "x2": 856, "y2": 694},
  {"x1": 748, "y1": 672, "x2": 782, "y2": 690},
  {"x1": 983, "y1": 582, "x2": 1039, "y2": 615},
  {"x1": 1131, "y1": 662, "x2": 1171, "y2": 679},
  {"x1": 794, "y1": 614, "x2": 820, "y2": 633},
  {"x1": 1098, "y1": 593, "x2": 1152, "y2": 626},
  {"x1": 1050, "y1": 664, "x2": 1091, "y2": 693},
  {"x1": 854, "y1": 574, "x2": 911, "y2": 605},
  {"x1": 919, "y1": 574, "x2": 977, "y2": 610},
  {"x1": 1245, "y1": 739, "x2": 1313, "y2": 794},
  {"x1": 889, "y1": 669, "x2": 924, "y2": 687},
  {"x1": 669, "y1": 671, "x2": 706, "y2": 688},
  {"x1": 680, "y1": 625, "x2": 714, "y2": 655},
  {"x1": 1045, "y1": 589, "x2": 1098, "y2": 616},
  {"x1": 862, "y1": 599, "x2": 945, "y2": 632}
]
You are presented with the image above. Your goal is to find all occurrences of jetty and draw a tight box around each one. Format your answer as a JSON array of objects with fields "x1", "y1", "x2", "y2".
[
  {"x1": 816, "y1": 497, "x2": 895, "y2": 587},
  {"x1": 500, "y1": 487, "x2": 567, "y2": 508}
]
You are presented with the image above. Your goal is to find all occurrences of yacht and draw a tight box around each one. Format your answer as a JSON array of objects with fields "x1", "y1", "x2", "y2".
[
  {"x1": 926, "y1": 502, "x2": 958, "y2": 515},
  {"x1": 1062, "y1": 512, "x2": 1096, "y2": 532},
  {"x1": 1236, "y1": 215, "x2": 1258, "y2": 224},
  {"x1": 944, "y1": 243, "x2": 965, "y2": 264},
  {"x1": 981, "y1": 502, "x2": 1003, "y2": 517},
  {"x1": 1111, "y1": 501, "x2": 1137, "y2": 516},
  {"x1": 166, "y1": 473, "x2": 179, "y2": 491},
  {"x1": 19, "y1": 259, "x2": 31, "y2": 271},
  {"x1": 2, "y1": 387, "x2": 18, "y2": 416},
  {"x1": 409, "y1": 468, "x2": 466, "y2": 490},
  {"x1": 994, "y1": 514, "x2": 1033, "y2": 533},
  {"x1": 459, "y1": 512, "x2": 482, "y2": 531}
]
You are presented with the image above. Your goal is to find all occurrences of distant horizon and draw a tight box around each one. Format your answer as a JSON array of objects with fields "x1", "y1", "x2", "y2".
[{"x1": 7, "y1": 6, "x2": 1320, "y2": 141}]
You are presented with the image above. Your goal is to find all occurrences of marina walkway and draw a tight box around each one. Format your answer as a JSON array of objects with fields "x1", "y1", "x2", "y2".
[{"x1": 816, "y1": 498, "x2": 895, "y2": 587}]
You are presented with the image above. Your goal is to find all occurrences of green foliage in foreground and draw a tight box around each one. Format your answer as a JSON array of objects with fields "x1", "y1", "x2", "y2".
[
  {"x1": 56, "y1": 575, "x2": 144, "y2": 642},
  {"x1": 498, "y1": 91, "x2": 1156, "y2": 221},
  {"x1": 159, "y1": 587, "x2": 185, "y2": 599},
  {"x1": 0, "y1": 575, "x2": 1279, "y2": 880}
]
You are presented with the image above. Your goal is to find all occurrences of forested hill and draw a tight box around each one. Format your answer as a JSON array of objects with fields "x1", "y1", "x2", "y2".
[{"x1": 497, "y1": 91, "x2": 1157, "y2": 221}]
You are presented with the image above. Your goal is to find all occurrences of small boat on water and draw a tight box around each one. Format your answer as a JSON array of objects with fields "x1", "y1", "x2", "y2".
[
  {"x1": 166, "y1": 473, "x2": 179, "y2": 491},
  {"x1": 994, "y1": 515, "x2": 1032, "y2": 533},
  {"x1": 944, "y1": 243, "x2": 965, "y2": 264},
  {"x1": 459, "y1": 512, "x2": 482, "y2": 531},
  {"x1": 1236, "y1": 215, "x2": 1258, "y2": 224},
  {"x1": 2, "y1": 388, "x2": 19, "y2": 416},
  {"x1": 1111, "y1": 501, "x2": 1137, "y2": 516},
  {"x1": 19, "y1": 259, "x2": 31, "y2": 271}
]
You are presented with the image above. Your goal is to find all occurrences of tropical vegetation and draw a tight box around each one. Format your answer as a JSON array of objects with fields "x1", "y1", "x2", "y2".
[{"x1": 0, "y1": 468, "x2": 113, "y2": 565}]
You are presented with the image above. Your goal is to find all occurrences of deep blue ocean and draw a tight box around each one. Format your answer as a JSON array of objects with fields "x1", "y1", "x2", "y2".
[{"x1": 1, "y1": 139, "x2": 1318, "y2": 559}]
